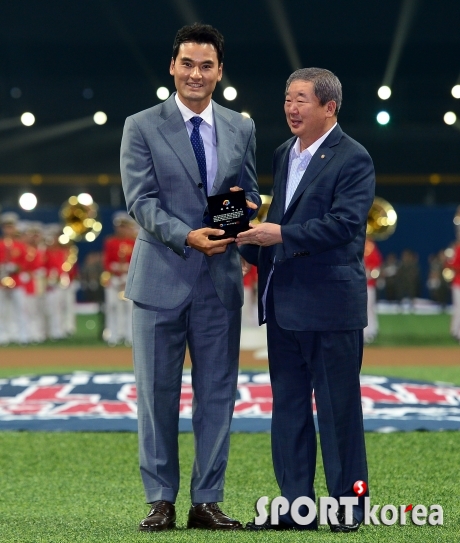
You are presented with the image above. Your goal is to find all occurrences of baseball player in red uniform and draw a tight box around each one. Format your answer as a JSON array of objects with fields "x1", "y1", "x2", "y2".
[
  {"x1": 363, "y1": 237, "x2": 383, "y2": 343},
  {"x1": 102, "y1": 212, "x2": 136, "y2": 346}
]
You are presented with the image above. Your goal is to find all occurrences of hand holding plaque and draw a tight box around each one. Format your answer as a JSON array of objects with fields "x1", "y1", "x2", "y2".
[{"x1": 207, "y1": 190, "x2": 250, "y2": 240}]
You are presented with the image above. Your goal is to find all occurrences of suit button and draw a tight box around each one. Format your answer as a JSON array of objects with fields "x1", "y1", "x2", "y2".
[
  {"x1": 293, "y1": 252, "x2": 298, "y2": 257},
  {"x1": 197, "y1": 183, "x2": 203, "y2": 189},
  {"x1": 305, "y1": 251, "x2": 310, "y2": 255}
]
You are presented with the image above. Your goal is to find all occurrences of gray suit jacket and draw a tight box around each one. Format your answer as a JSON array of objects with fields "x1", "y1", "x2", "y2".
[{"x1": 120, "y1": 94, "x2": 260, "y2": 310}]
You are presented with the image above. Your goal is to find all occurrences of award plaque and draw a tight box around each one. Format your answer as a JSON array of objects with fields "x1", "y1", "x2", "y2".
[{"x1": 207, "y1": 190, "x2": 250, "y2": 240}]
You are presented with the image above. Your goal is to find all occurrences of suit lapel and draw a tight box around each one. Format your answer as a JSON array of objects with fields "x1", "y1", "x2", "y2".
[
  {"x1": 267, "y1": 139, "x2": 293, "y2": 225},
  {"x1": 210, "y1": 102, "x2": 236, "y2": 196},
  {"x1": 283, "y1": 125, "x2": 343, "y2": 218},
  {"x1": 157, "y1": 96, "x2": 205, "y2": 199}
]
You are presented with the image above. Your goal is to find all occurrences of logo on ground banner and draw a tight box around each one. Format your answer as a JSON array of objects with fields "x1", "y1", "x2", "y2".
[
  {"x1": 0, "y1": 372, "x2": 459, "y2": 431},
  {"x1": 255, "y1": 482, "x2": 444, "y2": 527}
]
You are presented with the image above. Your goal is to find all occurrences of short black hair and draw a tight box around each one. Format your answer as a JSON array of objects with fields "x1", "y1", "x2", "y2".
[{"x1": 172, "y1": 23, "x2": 224, "y2": 65}]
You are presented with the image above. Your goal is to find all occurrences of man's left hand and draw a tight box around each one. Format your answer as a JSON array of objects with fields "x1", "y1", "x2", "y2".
[{"x1": 236, "y1": 223, "x2": 282, "y2": 247}]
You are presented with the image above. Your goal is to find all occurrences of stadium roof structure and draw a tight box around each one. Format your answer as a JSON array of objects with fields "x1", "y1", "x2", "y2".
[{"x1": 1, "y1": 0, "x2": 460, "y2": 204}]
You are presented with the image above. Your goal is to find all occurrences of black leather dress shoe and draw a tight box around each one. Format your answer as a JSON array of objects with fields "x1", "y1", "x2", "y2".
[
  {"x1": 328, "y1": 505, "x2": 361, "y2": 533},
  {"x1": 246, "y1": 515, "x2": 297, "y2": 531},
  {"x1": 246, "y1": 515, "x2": 318, "y2": 531},
  {"x1": 187, "y1": 503, "x2": 242, "y2": 530},
  {"x1": 138, "y1": 500, "x2": 176, "y2": 531}
]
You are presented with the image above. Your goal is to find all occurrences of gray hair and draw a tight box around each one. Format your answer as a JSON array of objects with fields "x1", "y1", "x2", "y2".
[{"x1": 285, "y1": 68, "x2": 342, "y2": 115}]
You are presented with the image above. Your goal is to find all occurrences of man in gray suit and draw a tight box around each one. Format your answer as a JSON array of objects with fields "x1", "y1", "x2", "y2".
[{"x1": 120, "y1": 23, "x2": 260, "y2": 531}]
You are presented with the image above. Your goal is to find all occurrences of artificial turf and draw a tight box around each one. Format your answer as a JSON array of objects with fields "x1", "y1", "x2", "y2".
[
  {"x1": 0, "y1": 314, "x2": 459, "y2": 541},
  {"x1": 0, "y1": 431, "x2": 459, "y2": 542},
  {"x1": 370, "y1": 313, "x2": 459, "y2": 346},
  {"x1": 1, "y1": 312, "x2": 458, "y2": 348}
]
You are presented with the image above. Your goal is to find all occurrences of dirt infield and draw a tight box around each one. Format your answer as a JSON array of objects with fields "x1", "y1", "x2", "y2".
[{"x1": 0, "y1": 345, "x2": 458, "y2": 369}]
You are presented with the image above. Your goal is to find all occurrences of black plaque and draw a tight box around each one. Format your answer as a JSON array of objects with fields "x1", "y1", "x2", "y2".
[{"x1": 207, "y1": 190, "x2": 250, "y2": 240}]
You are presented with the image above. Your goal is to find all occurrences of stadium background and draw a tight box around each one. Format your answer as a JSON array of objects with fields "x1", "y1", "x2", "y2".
[{"x1": 1, "y1": 0, "x2": 460, "y2": 541}]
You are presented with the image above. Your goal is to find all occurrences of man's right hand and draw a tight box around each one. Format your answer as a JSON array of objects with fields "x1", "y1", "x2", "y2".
[{"x1": 186, "y1": 228, "x2": 234, "y2": 256}]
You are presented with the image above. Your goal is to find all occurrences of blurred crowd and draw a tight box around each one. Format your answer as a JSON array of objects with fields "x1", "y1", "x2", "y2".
[
  {"x1": 0, "y1": 212, "x2": 78, "y2": 345},
  {"x1": 363, "y1": 229, "x2": 460, "y2": 343},
  {"x1": 2, "y1": 209, "x2": 460, "y2": 346},
  {"x1": 0, "y1": 211, "x2": 138, "y2": 346}
]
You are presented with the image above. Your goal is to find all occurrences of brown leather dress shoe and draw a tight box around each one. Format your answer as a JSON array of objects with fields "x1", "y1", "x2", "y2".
[
  {"x1": 187, "y1": 503, "x2": 243, "y2": 530},
  {"x1": 138, "y1": 500, "x2": 176, "y2": 532}
]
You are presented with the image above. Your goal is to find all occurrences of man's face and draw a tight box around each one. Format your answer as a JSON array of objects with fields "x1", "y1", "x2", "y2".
[
  {"x1": 170, "y1": 42, "x2": 222, "y2": 113},
  {"x1": 1, "y1": 223, "x2": 16, "y2": 238},
  {"x1": 284, "y1": 80, "x2": 336, "y2": 146},
  {"x1": 115, "y1": 223, "x2": 130, "y2": 239}
]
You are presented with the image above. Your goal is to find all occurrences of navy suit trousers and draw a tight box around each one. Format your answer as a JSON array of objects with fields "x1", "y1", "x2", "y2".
[{"x1": 266, "y1": 284, "x2": 369, "y2": 525}]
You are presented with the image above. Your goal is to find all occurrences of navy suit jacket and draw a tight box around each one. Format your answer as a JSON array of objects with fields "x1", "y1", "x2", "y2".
[{"x1": 243, "y1": 124, "x2": 375, "y2": 331}]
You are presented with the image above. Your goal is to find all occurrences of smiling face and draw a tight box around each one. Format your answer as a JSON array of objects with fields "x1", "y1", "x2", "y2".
[
  {"x1": 170, "y1": 41, "x2": 223, "y2": 114},
  {"x1": 284, "y1": 79, "x2": 336, "y2": 150}
]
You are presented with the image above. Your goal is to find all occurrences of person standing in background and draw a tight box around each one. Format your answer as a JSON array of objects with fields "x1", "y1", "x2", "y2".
[
  {"x1": 381, "y1": 252, "x2": 399, "y2": 301},
  {"x1": 242, "y1": 264, "x2": 258, "y2": 327},
  {"x1": 0, "y1": 213, "x2": 29, "y2": 345},
  {"x1": 43, "y1": 224, "x2": 69, "y2": 340},
  {"x1": 23, "y1": 222, "x2": 47, "y2": 344},
  {"x1": 120, "y1": 23, "x2": 260, "y2": 531},
  {"x1": 363, "y1": 237, "x2": 383, "y2": 343},
  {"x1": 395, "y1": 249, "x2": 421, "y2": 305},
  {"x1": 101, "y1": 211, "x2": 135, "y2": 346},
  {"x1": 447, "y1": 230, "x2": 460, "y2": 341}
]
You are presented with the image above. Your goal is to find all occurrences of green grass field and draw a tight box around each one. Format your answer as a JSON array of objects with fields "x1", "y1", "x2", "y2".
[
  {"x1": 1, "y1": 312, "x2": 457, "y2": 348},
  {"x1": 1, "y1": 314, "x2": 459, "y2": 542},
  {"x1": 370, "y1": 313, "x2": 459, "y2": 346},
  {"x1": 0, "y1": 431, "x2": 458, "y2": 542}
]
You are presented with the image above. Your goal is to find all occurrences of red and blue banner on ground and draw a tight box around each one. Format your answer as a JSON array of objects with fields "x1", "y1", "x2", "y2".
[{"x1": 0, "y1": 372, "x2": 459, "y2": 432}]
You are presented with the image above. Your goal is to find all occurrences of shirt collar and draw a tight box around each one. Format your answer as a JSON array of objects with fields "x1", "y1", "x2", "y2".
[
  {"x1": 291, "y1": 122, "x2": 337, "y2": 159},
  {"x1": 174, "y1": 92, "x2": 214, "y2": 127}
]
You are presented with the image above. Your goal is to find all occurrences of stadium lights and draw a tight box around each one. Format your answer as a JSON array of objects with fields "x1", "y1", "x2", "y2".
[
  {"x1": 379, "y1": 0, "x2": 418, "y2": 98},
  {"x1": 93, "y1": 111, "x2": 107, "y2": 125},
  {"x1": 451, "y1": 85, "x2": 460, "y2": 99},
  {"x1": 265, "y1": 0, "x2": 302, "y2": 70},
  {"x1": 156, "y1": 87, "x2": 170, "y2": 100},
  {"x1": 19, "y1": 192, "x2": 38, "y2": 211},
  {"x1": 378, "y1": 86, "x2": 392, "y2": 100},
  {"x1": 241, "y1": 112, "x2": 251, "y2": 118},
  {"x1": 77, "y1": 193, "x2": 94, "y2": 206},
  {"x1": 444, "y1": 112, "x2": 457, "y2": 125},
  {"x1": 20, "y1": 112, "x2": 35, "y2": 126},
  {"x1": 223, "y1": 87, "x2": 237, "y2": 101},
  {"x1": 376, "y1": 111, "x2": 390, "y2": 125}
]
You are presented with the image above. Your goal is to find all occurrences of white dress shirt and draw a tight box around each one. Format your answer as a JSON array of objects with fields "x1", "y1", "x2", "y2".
[
  {"x1": 285, "y1": 123, "x2": 337, "y2": 210},
  {"x1": 175, "y1": 93, "x2": 218, "y2": 193}
]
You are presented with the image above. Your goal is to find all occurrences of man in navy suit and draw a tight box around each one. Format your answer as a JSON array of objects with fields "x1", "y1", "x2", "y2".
[
  {"x1": 238, "y1": 68, "x2": 374, "y2": 532},
  {"x1": 121, "y1": 23, "x2": 260, "y2": 531}
]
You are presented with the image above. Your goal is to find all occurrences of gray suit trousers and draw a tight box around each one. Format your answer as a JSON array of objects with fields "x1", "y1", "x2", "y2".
[{"x1": 132, "y1": 258, "x2": 241, "y2": 504}]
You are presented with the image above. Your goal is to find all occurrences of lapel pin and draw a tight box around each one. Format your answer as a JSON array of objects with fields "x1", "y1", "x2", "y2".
[{"x1": 321, "y1": 154, "x2": 325, "y2": 159}]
